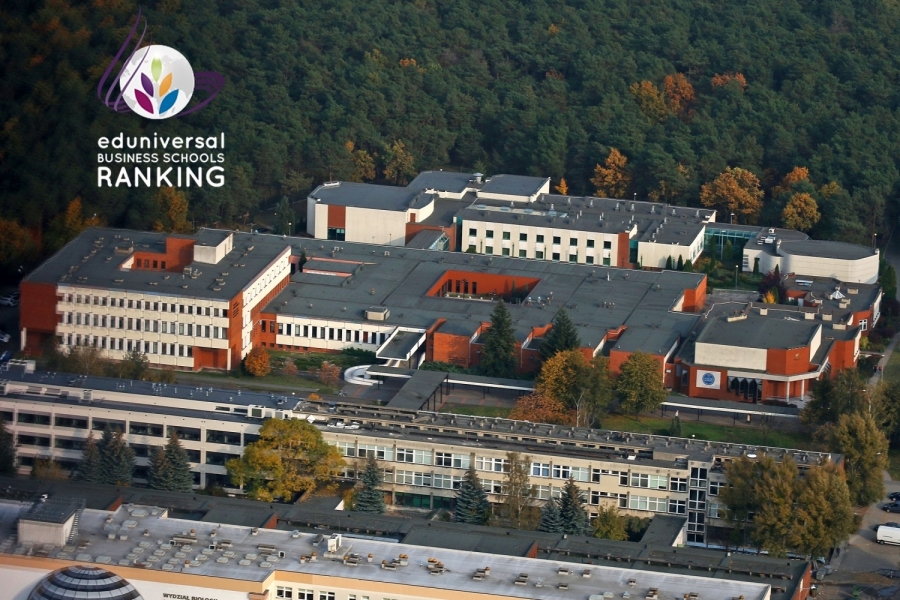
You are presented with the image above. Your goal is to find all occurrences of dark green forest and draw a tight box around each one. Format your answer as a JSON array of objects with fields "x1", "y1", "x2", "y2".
[{"x1": 2, "y1": 0, "x2": 900, "y2": 264}]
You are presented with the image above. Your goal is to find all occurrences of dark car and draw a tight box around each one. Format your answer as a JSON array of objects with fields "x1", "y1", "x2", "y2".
[
  {"x1": 888, "y1": 492, "x2": 900, "y2": 501},
  {"x1": 883, "y1": 502, "x2": 900, "y2": 513},
  {"x1": 873, "y1": 521, "x2": 900, "y2": 531}
]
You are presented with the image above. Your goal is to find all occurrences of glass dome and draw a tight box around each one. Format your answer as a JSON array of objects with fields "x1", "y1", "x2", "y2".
[{"x1": 28, "y1": 565, "x2": 143, "y2": 600}]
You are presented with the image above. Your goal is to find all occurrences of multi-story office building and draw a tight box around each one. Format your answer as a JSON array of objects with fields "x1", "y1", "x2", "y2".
[{"x1": 0, "y1": 367, "x2": 838, "y2": 545}]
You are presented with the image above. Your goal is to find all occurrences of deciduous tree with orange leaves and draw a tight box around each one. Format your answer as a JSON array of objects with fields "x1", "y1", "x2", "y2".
[
  {"x1": 772, "y1": 167, "x2": 810, "y2": 198},
  {"x1": 244, "y1": 347, "x2": 271, "y2": 377},
  {"x1": 700, "y1": 167, "x2": 764, "y2": 224},
  {"x1": 318, "y1": 361, "x2": 342, "y2": 386},
  {"x1": 781, "y1": 193, "x2": 821, "y2": 232},
  {"x1": 554, "y1": 178, "x2": 568, "y2": 195},
  {"x1": 663, "y1": 73, "x2": 694, "y2": 116},
  {"x1": 711, "y1": 72, "x2": 748, "y2": 90},
  {"x1": 591, "y1": 148, "x2": 632, "y2": 198},
  {"x1": 629, "y1": 81, "x2": 668, "y2": 122},
  {"x1": 509, "y1": 391, "x2": 574, "y2": 425}
]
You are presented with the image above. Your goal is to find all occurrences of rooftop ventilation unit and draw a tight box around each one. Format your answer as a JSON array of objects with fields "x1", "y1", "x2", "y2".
[{"x1": 365, "y1": 306, "x2": 390, "y2": 321}]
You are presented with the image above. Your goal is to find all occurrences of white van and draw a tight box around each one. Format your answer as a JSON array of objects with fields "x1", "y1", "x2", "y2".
[{"x1": 877, "y1": 526, "x2": 900, "y2": 545}]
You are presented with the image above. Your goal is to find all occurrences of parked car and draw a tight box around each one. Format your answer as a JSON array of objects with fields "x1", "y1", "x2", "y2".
[
  {"x1": 0, "y1": 331, "x2": 10, "y2": 343},
  {"x1": 873, "y1": 521, "x2": 900, "y2": 531},
  {"x1": 883, "y1": 502, "x2": 900, "y2": 513},
  {"x1": 879, "y1": 526, "x2": 900, "y2": 545},
  {"x1": 888, "y1": 491, "x2": 900, "y2": 501},
  {"x1": 0, "y1": 294, "x2": 18, "y2": 307}
]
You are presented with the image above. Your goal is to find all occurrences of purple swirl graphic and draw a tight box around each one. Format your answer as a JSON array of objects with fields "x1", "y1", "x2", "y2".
[{"x1": 97, "y1": 8, "x2": 223, "y2": 117}]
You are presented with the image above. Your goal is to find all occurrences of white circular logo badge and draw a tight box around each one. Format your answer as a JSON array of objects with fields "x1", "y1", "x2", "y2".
[{"x1": 118, "y1": 45, "x2": 195, "y2": 119}]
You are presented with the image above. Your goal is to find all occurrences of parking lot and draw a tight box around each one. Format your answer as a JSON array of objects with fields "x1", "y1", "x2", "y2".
[{"x1": 835, "y1": 476, "x2": 900, "y2": 574}]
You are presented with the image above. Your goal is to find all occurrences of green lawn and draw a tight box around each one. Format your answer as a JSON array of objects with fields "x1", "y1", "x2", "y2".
[
  {"x1": 441, "y1": 406, "x2": 820, "y2": 450},
  {"x1": 883, "y1": 345, "x2": 900, "y2": 385},
  {"x1": 889, "y1": 449, "x2": 900, "y2": 481},
  {"x1": 172, "y1": 369, "x2": 332, "y2": 393}
]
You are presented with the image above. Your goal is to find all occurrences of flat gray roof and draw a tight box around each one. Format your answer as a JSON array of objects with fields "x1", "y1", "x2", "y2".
[
  {"x1": 405, "y1": 229, "x2": 446, "y2": 249},
  {"x1": 308, "y1": 181, "x2": 434, "y2": 211},
  {"x1": 385, "y1": 370, "x2": 447, "y2": 410},
  {"x1": 696, "y1": 314, "x2": 819, "y2": 350},
  {"x1": 24, "y1": 228, "x2": 286, "y2": 301},
  {"x1": 407, "y1": 170, "x2": 475, "y2": 193},
  {"x1": 479, "y1": 174, "x2": 548, "y2": 196},
  {"x1": 780, "y1": 239, "x2": 877, "y2": 260}
]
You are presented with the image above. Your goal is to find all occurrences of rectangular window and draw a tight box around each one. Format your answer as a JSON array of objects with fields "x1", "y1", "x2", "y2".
[
  {"x1": 689, "y1": 488, "x2": 707, "y2": 510},
  {"x1": 476, "y1": 456, "x2": 507, "y2": 472},
  {"x1": 278, "y1": 323, "x2": 284, "y2": 335},
  {"x1": 519, "y1": 233, "x2": 527, "y2": 242},
  {"x1": 502, "y1": 231, "x2": 510, "y2": 240},
  {"x1": 531, "y1": 462, "x2": 550, "y2": 477},
  {"x1": 518, "y1": 249, "x2": 527, "y2": 258},
  {"x1": 591, "y1": 468, "x2": 602, "y2": 483},
  {"x1": 670, "y1": 477, "x2": 687, "y2": 492},
  {"x1": 569, "y1": 254, "x2": 578, "y2": 262},
  {"x1": 486, "y1": 230, "x2": 494, "y2": 239},
  {"x1": 629, "y1": 495, "x2": 667, "y2": 512},
  {"x1": 536, "y1": 234, "x2": 545, "y2": 244},
  {"x1": 480, "y1": 479, "x2": 503, "y2": 494},
  {"x1": 552, "y1": 464, "x2": 570, "y2": 479},
  {"x1": 552, "y1": 252, "x2": 560, "y2": 261},
  {"x1": 485, "y1": 246, "x2": 493, "y2": 255},
  {"x1": 553, "y1": 236, "x2": 561, "y2": 245},
  {"x1": 413, "y1": 472, "x2": 432, "y2": 487},
  {"x1": 586, "y1": 256, "x2": 594, "y2": 264},
  {"x1": 690, "y1": 467, "x2": 708, "y2": 488},
  {"x1": 569, "y1": 237, "x2": 577, "y2": 246},
  {"x1": 276, "y1": 587, "x2": 293, "y2": 599},
  {"x1": 502, "y1": 248, "x2": 510, "y2": 256},
  {"x1": 468, "y1": 228, "x2": 477, "y2": 236},
  {"x1": 860, "y1": 319, "x2": 868, "y2": 331},
  {"x1": 535, "y1": 251, "x2": 544, "y2": 259},
  {"x1": 318, "y1": 593, "x2": 335, "y2": 600},
  {"x1": 603, "y1": 240, "x2": 612, "y2": 249},
  {"x1": 396, "y1": 448, "x2": 432, "y2": 465},
  {"x1": 587, "y1": 239, "x2": 595, "y2": 248},
  {"x1": 669, "y1": 499, "x2": 686, "y2": 514},
  {"x1": 708, "y1": 502, "x2": 724, "y2": 519},
  {"x1": 708, "y1": 481, "x2": 723, "y2": 496},
  {"x1": 630, "y1": 473, "x2": 667, "y2": 489},
  {"x1": 570, "y1": 466, "x2": 589, "y2": 482}
]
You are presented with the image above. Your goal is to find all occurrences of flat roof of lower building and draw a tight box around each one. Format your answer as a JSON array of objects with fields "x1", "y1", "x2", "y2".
[
  {"x1": 779, "y1": 239, "x2": 877, "y2": 260},
  {"x1": 0, "y1": 503, "x2": 772, "y2": 600}
]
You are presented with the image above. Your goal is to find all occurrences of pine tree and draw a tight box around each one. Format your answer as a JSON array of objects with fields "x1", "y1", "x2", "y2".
[
  {"x1": 355, "y1": 457, "x2": 386, "y2": 513},
  {"x1": 670, "y1": 415, "x2": 682, "y2": 437},
  {"x1": 148, "y1": 446, "x2": 173, "y2": 490},
  {"x1": 676, "y1": 255, "x2": 684, "y2": 270},
  {"x1": 665, "y1": 256, "x2": 673, "y2": 270},
  {"x1": 79, "y1": 432, "x2": 101, "y2": 482},
  {"x1": 0, "y1": 418, "x2": 15, "y2": 474},
  {"x1": 163, "y1": 432, "x2": 194, "y2": 492},
  {"x1": 537, "y1": 498, "x2": 564, "y2": 533},
  {"x1": 540, "y1": 308, "x2": 582, "y2": 362},
  {"x1": 99, "y1": 428, "x2": 135, "y2": 486},
  {"x1": 558, "y1": 478, "x2": 590, "y2": 535},
  {"x1": 454, "y1": 465, "x2": 490, "y2": 525},
  {"x1": 479, "y1": 301, "x2": 517, "y2": 378}
]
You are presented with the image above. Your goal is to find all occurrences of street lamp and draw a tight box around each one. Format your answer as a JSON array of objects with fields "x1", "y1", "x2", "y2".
[
  {"x1": 730, "y1": 213, "x2": 735, "y2": 224},
  {"x1": 288, "y1": 222, "x2": 292, "y2": 236},
  {"x1": 873, "y1": 232, "x2": 878, "y2": 248},
  {"x1": 734, "y1": 265, "x2": 739, "y2": 289}
]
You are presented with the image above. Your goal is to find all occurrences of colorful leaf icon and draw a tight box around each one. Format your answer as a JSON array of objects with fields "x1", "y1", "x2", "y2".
[
  {"x1": 134, "y1": 89, "x2": 154, "y2": 114},
  {"x1": 159, "y1": 73, "x2": 173, "y2": 97},
  {"x1": 140, "y1": 73, "x2": 154, "y2": 97},
  {"x1": 151, "y1": 57, "x2": 162, "y2": 82},
  {"x1": 158, "y1": 89, "x2": 179, "y2": 114}
]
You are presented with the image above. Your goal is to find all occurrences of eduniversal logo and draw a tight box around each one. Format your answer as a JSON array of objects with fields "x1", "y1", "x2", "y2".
[
  {"x1": 97, "y1": 8, "x2": 223, "y2": 118},
  {"x1": 94, "y1": 8, "x2": 227, "y2": 188}
]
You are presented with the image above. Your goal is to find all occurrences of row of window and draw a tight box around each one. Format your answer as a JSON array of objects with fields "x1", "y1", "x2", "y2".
[
  {"x1": 64, "y1": 314, "x2": 227, "y2": 338},
  {"x1": 63, "y1": 294, "x2": 226, "y2": 316},
  {"x1": 470, "y1": 229, "x2": 613, "y2": 249},
  {"x1": 333, "y1": 445, "x2": 718, "y2": 491},
  {"x1": 470, "y1": 246, "x2": 612, "y2": 265},
  {"x1": 265, "y1": 322, "x2": 387, "y2": 345},
  {"x1": 275, "y1": 588, "x2": 384, "y2": 600},
  {"x1": 62, "y1": 335, "x2": 196, "y2": 357}
]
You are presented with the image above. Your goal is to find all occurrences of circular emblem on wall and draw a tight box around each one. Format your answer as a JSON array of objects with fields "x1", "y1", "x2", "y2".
[{"x1": 702, "y1": 373, "x2": 716, "y2": 386}]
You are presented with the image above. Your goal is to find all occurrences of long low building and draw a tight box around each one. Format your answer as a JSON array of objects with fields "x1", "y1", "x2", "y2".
[
  {"x1": 0, "y1": 365, "x2": 839, "y2": 546},
  {"x1": 306, "y1": 170, "x2": 880, "y2": 281},
  {"x1": 1, "y1": 498, "x2": 782, "y2": 600}
]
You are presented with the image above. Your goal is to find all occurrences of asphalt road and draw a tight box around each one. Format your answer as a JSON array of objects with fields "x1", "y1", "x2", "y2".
[{"x1": 836, "y1": 475, "x2": 900, "y2": 574}]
